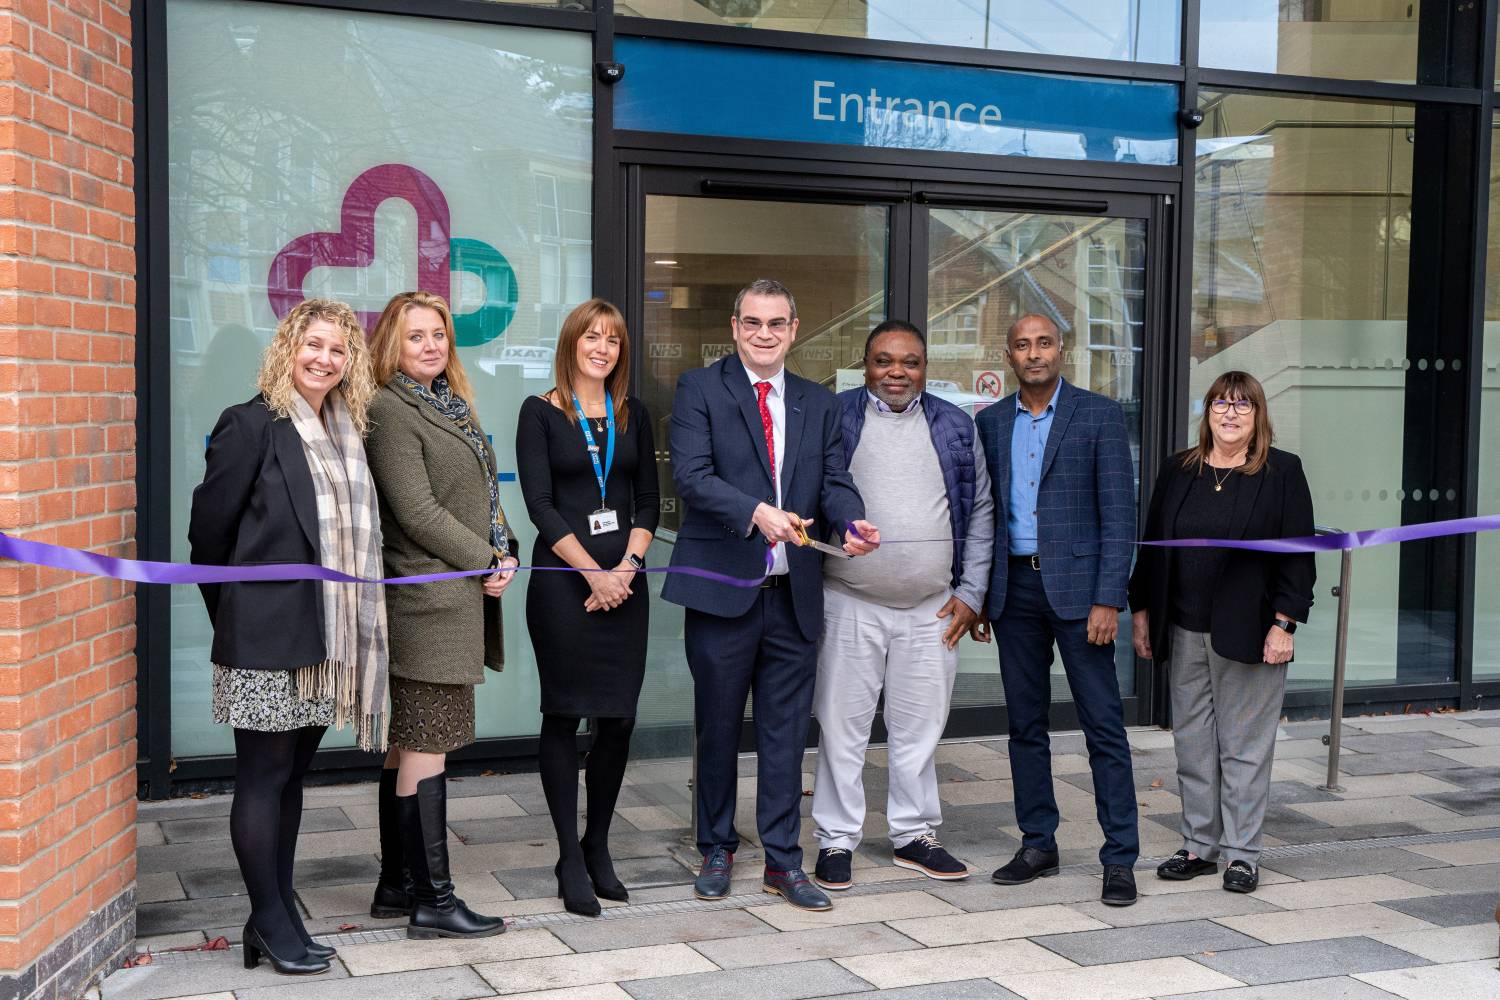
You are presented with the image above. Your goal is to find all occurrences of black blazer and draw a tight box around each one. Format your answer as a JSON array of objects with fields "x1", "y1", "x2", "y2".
[
  {"x1": 1128, "y1": 447, "x2": 1316, "y2": 665},
  {"x1": 188, "y1": 395, "x2": 326, "y2": 670}
]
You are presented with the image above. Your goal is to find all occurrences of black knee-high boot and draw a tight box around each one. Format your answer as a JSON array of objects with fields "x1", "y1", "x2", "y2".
[
  {"x1": 370, "y1": 768, "x2": 412, "y2": 917},
  {"x1": 399, "y1": 772, "x2": 506, "y2": 939},
  {"x1": 581, "y1": 717, "x2": 635, "y2": 901}
]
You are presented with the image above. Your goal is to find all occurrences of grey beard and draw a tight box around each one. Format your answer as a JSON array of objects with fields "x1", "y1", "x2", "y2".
[{"x1": 871, "y1": 385, "x2": 918, "y2": 411}]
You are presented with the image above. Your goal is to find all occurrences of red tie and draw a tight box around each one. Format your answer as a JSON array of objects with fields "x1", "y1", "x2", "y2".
[{"x1": 755, "y1": 380, "x2": 776, "y2": 484}]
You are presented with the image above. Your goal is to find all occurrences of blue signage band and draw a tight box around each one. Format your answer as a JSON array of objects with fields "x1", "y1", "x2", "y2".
[
  {"x1": 615, "y1": 37, "x2": 1179, "y2": 166},
  {"x1": 571, "y1": 391, "x2": 616, "y2": 509}
]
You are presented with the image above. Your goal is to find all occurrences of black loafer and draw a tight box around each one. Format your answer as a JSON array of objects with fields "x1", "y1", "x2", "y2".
[
  {"x1": 991, "y1": 846, "x2": 1060, "y2": 886},
  {"x1": 813, "y1": 848, "x2": 853, "y2": 891},
  {"x1": 1101, "y1": 864, "x2": 1138, "y2": 906},
  {"x1": 694, "y1": 846, "x2": 734, "y2": 900},
  {"x1": 1223, "y1": 860, "x2": 1259, "y2": 894},
  {"x1": 763, "y1": 868, "x2": 833, "y2": 911},
  {"x1": 1156, "y1": 850, "x2": 1218, "y2": 881}
]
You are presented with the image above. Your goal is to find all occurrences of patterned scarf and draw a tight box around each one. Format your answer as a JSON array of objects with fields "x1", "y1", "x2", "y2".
[
  {"x1": 288, "y1": 389, "x2": 390, "y2": 751},
  {"x1": 394, "y1": 371, "x2": 508, "y2": 554}
]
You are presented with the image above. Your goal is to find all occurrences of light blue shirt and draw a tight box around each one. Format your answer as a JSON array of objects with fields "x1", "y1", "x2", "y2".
[{"x1": 1009, "y1": 379, "x2": 1063, "y2": 557}]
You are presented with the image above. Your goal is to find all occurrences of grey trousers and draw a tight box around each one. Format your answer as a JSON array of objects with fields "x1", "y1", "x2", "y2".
[{"x1": 1169, "y1": 625, "x2": 1287, "y2": 866}]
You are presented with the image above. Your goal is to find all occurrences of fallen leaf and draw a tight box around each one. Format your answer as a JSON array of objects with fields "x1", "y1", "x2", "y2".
[
  {"x1": 123, "y1": 953, "x2": 152, "y2": 968},
  {"x1": 338, "y1": 923, "x2": 362, "y2": 932},
  {"x1": 203, "y1": 937, "x2": 230, "y2": 951},
  {"x1": 1149, "y1": 778, "x2": 1163, "y2": 789}
]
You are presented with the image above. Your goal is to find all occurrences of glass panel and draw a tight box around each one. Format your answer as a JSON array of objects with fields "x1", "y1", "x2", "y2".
[
  {"x1": 923, "y1": 210, "x2": 1147, "y2": 705},
  {"x1": 1193, "y1": 91, "x2": 1435, "y2": 691},
  {"x1": 1200, "y1": 0, "x2": 1420, "y2": 84},
  {"x1": 1476, "y1": 117, "x2": 1500, "y2": 679},
  {"x1": 166, "y1": 0, "x2": 593, "y2": 756},
  {"x1": 617, "y1": 1, "x2": 1180, "y2": 63},
  {"x1": 638, "y1": 195, "x2": 889, "y2": 755}
]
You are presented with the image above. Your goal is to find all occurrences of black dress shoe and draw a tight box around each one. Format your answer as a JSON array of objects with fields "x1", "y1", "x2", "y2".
[
  {"x1": 242, "y1": 924, "x2": 330, "y2": 976},
  {"x1": 303, "y1": 940, "x2": 336, "y2": 960},
  {"x1": 694, "y1": 846, "x2": 734, "y2": 900},
  {"x1": 813, "y1": 847, "x2": 853, "y2": 891},
  {"x1": 556, "y1": 857, "x2": 602, "y2": 917},
  {"x1": 763, "y1": 868, "x2": 833, "y2": 911},
  {"x1": 582, "y1": 841, "x2": 629, "y2": 902},
  {"x1": 991, "y1": 846, "x2": 1060, "y2": 885},
  {"x1": 1156, "y1": 850, "x2": 1218, "y2": 881},
  {"x1": 1101, "y1": 864, "x2": 1138, "y2": 906},
  {"x1": 1223, "y1": 860, "x2": 1259, "y2": 893}
]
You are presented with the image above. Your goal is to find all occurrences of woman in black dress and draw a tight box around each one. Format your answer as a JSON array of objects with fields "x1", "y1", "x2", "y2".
[{"x1": 517, "y1": 298, "x2": 659, "y2": 917}]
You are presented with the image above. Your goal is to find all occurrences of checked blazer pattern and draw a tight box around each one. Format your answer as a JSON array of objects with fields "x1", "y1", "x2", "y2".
[{"x1": 975, "y1": 379, "x2": 1136, "y2": 621}]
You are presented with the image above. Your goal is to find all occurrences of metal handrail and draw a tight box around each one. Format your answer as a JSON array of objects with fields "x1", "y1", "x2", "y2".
[{"x1": 1314, "y1": 524, "x2": 1353, "y2": 792}]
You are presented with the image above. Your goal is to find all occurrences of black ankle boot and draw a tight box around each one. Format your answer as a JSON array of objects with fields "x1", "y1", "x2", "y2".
[
  {"x1": 371, "y1": 768, "x2": 413, "y2": 918},
  {"x1": 399, "y1": 773, "x2": 507, "y2": 939}
]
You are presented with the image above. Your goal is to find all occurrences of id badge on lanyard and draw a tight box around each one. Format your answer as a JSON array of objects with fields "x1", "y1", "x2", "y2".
[{"x1": 572, "y1": 391, "x2": 618, "y2": 536}]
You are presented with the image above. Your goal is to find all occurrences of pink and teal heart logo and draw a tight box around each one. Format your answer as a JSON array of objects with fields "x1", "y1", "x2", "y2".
[{"x1": 267, "y1": 163, "x2": 517, "y2": 346}]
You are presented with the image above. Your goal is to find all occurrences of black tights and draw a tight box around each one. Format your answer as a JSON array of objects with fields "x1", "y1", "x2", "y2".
[
  {"x1": 538, "y1": 714, "x2": 635, "y2": 866},
  {"x1": 230, "y1": 726, "x2": 325, "y2": 957}
]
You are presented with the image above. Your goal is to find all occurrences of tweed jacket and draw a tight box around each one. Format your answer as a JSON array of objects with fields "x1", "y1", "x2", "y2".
[
  {"x1": 365, "y1": 381, "x2": 507, "y2": 685},
  {"x1": 975, "y1": 379, "x2": 1136, "y2": 621}
]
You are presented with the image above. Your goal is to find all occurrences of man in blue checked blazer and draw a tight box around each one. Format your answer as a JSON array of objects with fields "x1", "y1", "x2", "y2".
[{"x1": 975, "y1": 314, "x2": 1141, "y2": 907}]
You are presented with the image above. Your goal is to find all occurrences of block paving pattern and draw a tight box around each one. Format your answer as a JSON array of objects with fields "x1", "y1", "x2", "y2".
[{"x1": 103, "y1": 711, "x2": 1500, "y2": 999}]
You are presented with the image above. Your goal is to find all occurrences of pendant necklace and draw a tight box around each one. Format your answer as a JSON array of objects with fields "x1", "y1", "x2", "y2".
[{"x1": 1211, "y1": 464, "x2": 1233, "y2": 493}]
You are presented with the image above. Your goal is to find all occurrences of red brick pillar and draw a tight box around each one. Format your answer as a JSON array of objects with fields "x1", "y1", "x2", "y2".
[{"x1": 0, "y1": 2, "x2": 137, "y2": 997}]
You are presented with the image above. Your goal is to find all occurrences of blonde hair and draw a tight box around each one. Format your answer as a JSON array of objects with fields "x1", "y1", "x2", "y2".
[
  {"x1": 551, "y1": 299, "x2": 630, "y2": 431},
  {"x1": 1183, "y1": 370, "x2": 1274, "y2": 476},
  {"x1": 367, "y1": 291, "x2": 476, "y2": 403},
  {"x1": 257, "y1": 299, "x2": 376, "y2": 434}
]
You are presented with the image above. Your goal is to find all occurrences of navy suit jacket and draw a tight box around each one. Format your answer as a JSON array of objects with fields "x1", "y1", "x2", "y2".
[
  {"x1": 662, "y1": 353, "x2": 865, "y2": 641},
  {"x1": 975, "y1": 380, "x2": 1135, "y2": 621}
]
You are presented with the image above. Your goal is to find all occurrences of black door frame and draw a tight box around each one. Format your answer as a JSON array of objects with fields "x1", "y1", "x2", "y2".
[{"x1": 619, "y1": 152, "x2": 1179, "y2": 747}]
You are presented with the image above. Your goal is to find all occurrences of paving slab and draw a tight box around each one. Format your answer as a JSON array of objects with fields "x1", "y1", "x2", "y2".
[
  {"x1": 993, "y1": 955, "x2": 1243, "y2": 1000},
  {"x1": 1157, "y1": 975, "x2": 1405, "y2": 999},
  {"x1": 1287, "y1": 796, "x2": 1462, "y2": 827},
  {"x1": 1253, "y1": 874, "x2": 1443, "y2": 910},
  {"x1": 1190, "y1": 936, "x2": 1430, "y2": 985},
  {"x1": 180, "y1": 855, "x2": 381, "y2": 899},
  {"x1": 1136, "y1": 867, "x2": 1297, "y2": 896},
  {"x1": 234, "y1": 964, "x2": 495, "y2": 1000},
  {"x1": 1431, "y1": 746, "x2": 1500, "y2": 767},
  {"x1": 750, "y1": 889, "x2": 961, "y2": 931},
  {"x1": 689, "y1": 921, "x2": 922, "y2": 970},
  {"x1": 1401, "y1": 839, "x2": 1500, "y2": 865},
  {"x1": 473, "y1": 942, "x2": 719, "y2": 996},
  {"x1": 1370, "y1": 923, "x2": 1500, "y2": 963},
  {"x1": 135, "y1": 872, "x2": 184, "y2": 905},
  {"x1": 1029, "y1": 918, "x2": 1263, "y2": 966},
  {"x1": 1213, "y1": 902, "x2": 1436, "y2": 944},
  {"x1": 1391, "y1": 860, "x2": 1500, "y2": 892},
  {"x1": 620, "y1": 958, "x2": 872, "y2": 1000},
  {"x1": 136, "y1": 822, "x2": 165, "y2": 847},
  {"x1": 819, "y1": 980, "x2": 1021, "y2": 1000},
  {"x1": 1335, "y1": 752, "x2": 1470, "y2": 775},
  {"x1": 1377, "y1": 890, "x2": 1500, "y2": 927},
  {"x1": 1353, "y1": 959, "x2": 1500, "y2": 1000},
  {"x1": 135, "y1": 894, "x2": 252, "y2": 937},
  {"x1": 336, "y1": 927, "x2": 570, "y2": 976},
  {"x1": 1340, "y1": 733, "x2": 1473, "y2": 753},
  {"x1": 160, "y1": 808, "x2": 353, "y2": 845},
  {"x1": 1258, "y1": 846, "x2": 1447, "y2": 881},
  {"x1": 1073, "y1": 885, "x2": 1279, "y2": 927},
  {"x1": 100, "y1": 956, "x2": 349, "y2": 1000},
  {"x1": 494, "y1": 987, "x2": 631, "y2": 1000},
  {"x1": 1414, "y1": 789, "x2": 1500, "y2": 816},
  {"x1": 835, "y1": 938, "x2": 1076, "y2": 990},
  {"x1": 619, "y1": 806, "x2": 690, "y2": 832},
  {"x1": 550, "y1": 908, "x2": 773, "y2": 953},
  {"x1": 1329, "y1": 773, "x2": 1467, "y2": 798},
  {"x1": 915, "y1": 874, "x2": 1103, "y2": 912},
  {"x1": 297, "y1": 872, "x2": 513, "y2": 919},
  {"x1": 888, "y1": 902, "x2": 1109, "y2": 946}
]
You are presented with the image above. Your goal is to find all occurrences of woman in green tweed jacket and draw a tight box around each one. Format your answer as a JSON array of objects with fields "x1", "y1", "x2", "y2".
[{"x1": 363, "y1": 291, "x2": 518, "y2": 940}]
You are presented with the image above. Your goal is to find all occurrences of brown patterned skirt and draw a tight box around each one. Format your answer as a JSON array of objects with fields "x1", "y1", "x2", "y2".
[{"x1": 389, "y1": 677, "x2": 475, "y2": 753}]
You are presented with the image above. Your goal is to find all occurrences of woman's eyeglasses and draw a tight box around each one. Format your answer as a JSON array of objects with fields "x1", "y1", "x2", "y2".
[{"x1": 1209, "y1": 399, "x2": 1255, "y2": 416}]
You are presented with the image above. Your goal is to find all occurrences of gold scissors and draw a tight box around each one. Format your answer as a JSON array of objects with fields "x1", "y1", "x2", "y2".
[{"x1": 795, "y1": 519, "x2": 852, "y2": 559}]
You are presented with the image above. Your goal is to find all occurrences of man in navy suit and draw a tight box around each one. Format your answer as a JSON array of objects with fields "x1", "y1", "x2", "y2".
[
  {"x1": 975, "y1": 313, "x2": 1140, "y2": 906},
  {"x1": 664, "y1": 278, "x2": 879, "y2": 912}
]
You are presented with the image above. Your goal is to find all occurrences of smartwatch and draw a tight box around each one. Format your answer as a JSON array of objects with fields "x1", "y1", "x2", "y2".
[
  {"x1": 1272, "y1": 618, "x2": 1297, "y2": 635},
  {"x1": 627, "y1": 553, "x2": 646, "y2": 570}
]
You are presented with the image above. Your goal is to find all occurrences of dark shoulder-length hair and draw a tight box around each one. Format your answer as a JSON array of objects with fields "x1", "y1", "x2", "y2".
[
  {"x1": 551, "y1": 298, "x2": 630, "y2": 431},
  {"x1": 1182, "y1": 370, "x2": 1274, "y2": 476}
]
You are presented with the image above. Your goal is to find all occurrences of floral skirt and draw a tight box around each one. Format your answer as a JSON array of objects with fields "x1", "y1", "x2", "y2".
[
  {"x1": 211, "y1": 665, "x2": 335, "y2": 731},
  {"x1": 389, "y1": 676, "x2": 475, "y2": 753}
]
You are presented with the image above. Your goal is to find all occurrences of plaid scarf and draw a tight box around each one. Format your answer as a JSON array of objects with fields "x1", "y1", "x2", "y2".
[
  {"x1": 289, "y1": 389, "x2": 390, "y2": 751},
  {"x1": 394, "y1": 371, "x2": 509, "y2": 554}
]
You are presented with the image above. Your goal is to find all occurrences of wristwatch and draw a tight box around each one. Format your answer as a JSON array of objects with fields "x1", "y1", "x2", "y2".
[
  {"x1": 627, "y1": 553, "x2": 646, "y2": 570},
  {"x1": 1271, "y1": 618, "x2": 1297, "y2": 635}
]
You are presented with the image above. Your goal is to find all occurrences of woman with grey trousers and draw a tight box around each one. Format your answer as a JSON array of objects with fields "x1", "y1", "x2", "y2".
[{"x1": 363, "y1": 291, "x2": 519, "y2": 938}]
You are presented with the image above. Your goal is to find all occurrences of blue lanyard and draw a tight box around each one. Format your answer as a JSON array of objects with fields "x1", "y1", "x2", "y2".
[{"x1": 571, "y1": 392, "x2": 615, "y2": 509}]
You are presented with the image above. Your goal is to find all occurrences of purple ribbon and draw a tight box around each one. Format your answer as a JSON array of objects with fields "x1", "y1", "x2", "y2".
[
  {"x1": 5, "y1": 515, "x2": 1499, "y2": 590},
  {"x1": 0, "y1": 532, "x2": 774, "y2": 588}
]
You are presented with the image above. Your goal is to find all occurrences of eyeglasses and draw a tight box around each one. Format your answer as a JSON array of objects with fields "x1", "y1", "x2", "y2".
[
  {"x1": 735, "y1": 317, "x2": 791, "y2": 333},
  {"x1": 1209, "y1": 399, "x2": 1255, "y2": 415}
]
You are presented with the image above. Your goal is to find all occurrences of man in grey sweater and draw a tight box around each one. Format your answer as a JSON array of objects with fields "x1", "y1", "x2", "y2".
[{"x1": 811, "y1": 320, "x2": 995, "y2": 890}]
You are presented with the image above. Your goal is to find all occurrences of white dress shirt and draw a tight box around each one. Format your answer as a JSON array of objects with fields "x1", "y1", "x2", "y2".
[{"x1": 747, "y1": 367, "x2": 788, "y2": 575}]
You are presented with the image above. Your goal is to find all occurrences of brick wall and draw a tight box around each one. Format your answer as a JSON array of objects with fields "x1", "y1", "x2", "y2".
[{"x1": 0, "y1": 2, "x2": 137, "y2": 997}]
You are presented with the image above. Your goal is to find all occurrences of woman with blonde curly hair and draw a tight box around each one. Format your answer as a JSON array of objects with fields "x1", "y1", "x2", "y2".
[
  {"x1": 362, "y1": 290, "x2": 516, "y2": 939},
  {"x1": 189, "y1": 298, "x2": 387, "y2": 976}
]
